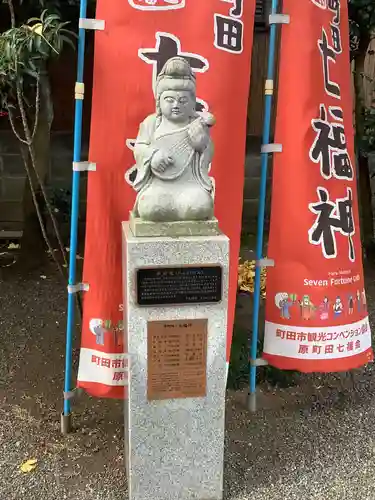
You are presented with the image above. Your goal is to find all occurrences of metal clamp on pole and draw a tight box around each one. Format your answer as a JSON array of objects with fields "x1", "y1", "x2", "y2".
[
  {"x1": 67, "y1": 283, "x2": 90, "y2": 294},
  {"x1": 250, "y1": 358, "x2": 269, "y2": 367},
  {"x1": 73, "y1": 161, "x2": 97, "y2": 172},
  {"x1": 261, "y1": 143, "x2": 283, "y2": 154},
  {"x1": 63, "y1": 390, "x2": 76, "y2": 401},
  {"x1": 265, "y1": 79, "x2": 274, "y2": 96},
  {"x1": 79, "y1": 18, "x2": 106, "y2": 31},
  {"x1": 256, "y1": 258, "x2": 275, "y2": 268},
  {"x1": 75, "y1": 82, "x2": 85, "y2": 100},
  {"x1": 269, "y1": 13, "x2": 290, "y2": 25}
]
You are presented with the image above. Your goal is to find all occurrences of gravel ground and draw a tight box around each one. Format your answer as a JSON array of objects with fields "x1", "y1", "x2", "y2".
[{"x1": 1, "y1": 260, "x2": 375, "y2": 500}]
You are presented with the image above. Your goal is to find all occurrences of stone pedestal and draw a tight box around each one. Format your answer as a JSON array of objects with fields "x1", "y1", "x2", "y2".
[{"x1": 122, "y1": 222, "x2": 229, "y2": 500}]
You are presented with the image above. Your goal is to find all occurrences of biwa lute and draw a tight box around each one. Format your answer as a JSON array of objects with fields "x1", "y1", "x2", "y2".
[{"x1": 152, "y1": 124, "x2": 196, "y2": 181}]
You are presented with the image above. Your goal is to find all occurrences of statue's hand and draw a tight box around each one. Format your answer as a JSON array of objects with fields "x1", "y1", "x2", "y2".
[
  {"x1": 188, "y1": 119, "x2": 210, "y2": 152},
  {"x1": 151, "y1": 150, "x2": 174, "y2": 173}
]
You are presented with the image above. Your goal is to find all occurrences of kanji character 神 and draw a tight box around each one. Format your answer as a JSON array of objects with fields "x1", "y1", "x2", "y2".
[
  {"x1": 318, "y1": 28, "x2": 340, "y2": 98},
  {"x1": 310, "y1": 104, "x2": 353, "y2": 180},
  {"x1": 308, "y1": 187, "x2": 355, "y2": 262},
  {"x1": 214, "y1": 14, "x2": 243, "y2": 54}
]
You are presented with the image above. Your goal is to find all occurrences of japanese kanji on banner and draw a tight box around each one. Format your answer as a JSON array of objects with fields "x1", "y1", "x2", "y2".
[
  {"x1": 77, "y1": 0, "x2": 255, "y2": 397},
  {"x1": 263, "y1": 0, "x2": 373, "y2": 372}
]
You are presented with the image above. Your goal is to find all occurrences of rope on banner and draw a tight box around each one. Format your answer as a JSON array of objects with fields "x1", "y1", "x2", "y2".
[
  {"x1": 62, "y1": 2, "x2": 105, "y2": 435},
  {"x1": 248, "y1": 0, "x2": 290, "y2": 412}
]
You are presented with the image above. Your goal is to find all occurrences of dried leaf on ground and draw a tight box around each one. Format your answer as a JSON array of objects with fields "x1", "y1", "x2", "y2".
[
  {"x1": 238, "y1": 259, "x2": 267, "y2": 298},
  {"x1": 20, "y1": 458, "x2": 38, "y2": 473}
]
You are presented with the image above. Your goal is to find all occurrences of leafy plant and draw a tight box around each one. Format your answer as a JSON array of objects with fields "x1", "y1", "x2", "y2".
[{"x1": 0, "y1": 0, "x2": 77, "y2": 275}]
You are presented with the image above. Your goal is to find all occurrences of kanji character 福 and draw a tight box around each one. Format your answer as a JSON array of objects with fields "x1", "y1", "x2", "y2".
[
  {"x1": 310, "y1": 105, "x2": 353, "y2": 180},
  {"x1": 347, "y1": 341, "x2": 354, "y2": 351},
  {"x1": 308, "y1": 187, "x2": 355, "y2": 261},
  {"x1": 318, "y1": 28, "x2": 340, "y2": 98},
  {"x1": 214, "y1": 14, "x2": 243, "y2": 53}
]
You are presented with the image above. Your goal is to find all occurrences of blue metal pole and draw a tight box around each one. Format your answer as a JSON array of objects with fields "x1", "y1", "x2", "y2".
[
  {"x1": 249, "y1": 0, "x2": 279, "y2": 410},
  {"x1": 63, "y1": 0, "x2": 88, "y2": 425}
]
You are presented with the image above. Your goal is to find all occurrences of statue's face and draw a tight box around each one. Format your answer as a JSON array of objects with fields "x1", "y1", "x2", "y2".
[{"x1": 160, "y1": 90, "x2": 195, "y2": 123}]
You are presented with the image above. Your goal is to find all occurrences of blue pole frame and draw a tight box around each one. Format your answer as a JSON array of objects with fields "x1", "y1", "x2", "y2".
[
  {"x1": 63, "y1": 0, "x2": 88, "y2": 423},
  {"x1": 249, "y1": 0, "x2": 279, "y2": 409}
]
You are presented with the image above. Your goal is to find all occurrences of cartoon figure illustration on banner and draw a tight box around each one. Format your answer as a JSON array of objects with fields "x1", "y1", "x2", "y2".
[
  {"x1": 348, "y1": 294, "x2": 354, "y2": 315},
  {"x1": 356, "y1": 289, "x2": 361, "y2": 312},
  {"x1": 89, "y1": 318, "x2": 106, "y2": 346},
  {"x1": 333, "y1": 296, "x2": 343, "y2": 318},
  {"x1": 362, "y1": 289, "x2": 367, "y2": 311},
  {"x1": 299, "y1": 295, "x2": 316, "y2": 320},
  {"x1": 275, "y1": 292, "x2": 295, "y2": 320},
  {"x1": 318, "y1": 296, "x2": 330, "y2": 320},
  {"x1": 128, "y1": 0, "x2": 185, "y2": 11}
]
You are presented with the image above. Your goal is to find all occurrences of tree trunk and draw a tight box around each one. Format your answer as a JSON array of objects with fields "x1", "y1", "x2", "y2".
[
  {"x1": 354, "y1": 36, "x2": 374, "y2": 256},
  {"x1": 20, "y1": 68, "x2": 54, "y2": 265}
]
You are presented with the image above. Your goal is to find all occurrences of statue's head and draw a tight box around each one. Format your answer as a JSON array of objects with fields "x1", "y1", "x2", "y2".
[{"x1": 155, "y1": 57, "x2": 196, "y2": 123}]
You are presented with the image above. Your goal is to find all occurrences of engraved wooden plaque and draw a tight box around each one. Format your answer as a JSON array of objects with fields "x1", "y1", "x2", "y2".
[{"x1": 147, "y1": 319, "x2": 208, "y2": 401}]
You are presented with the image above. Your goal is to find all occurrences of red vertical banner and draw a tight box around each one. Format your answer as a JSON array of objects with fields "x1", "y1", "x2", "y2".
[
  {"x1": 264, "y1": 0, "x2": 373, "y2": 372},
  {"x1": 77, "y1": 0, "x2": 255, "y2": 397}
]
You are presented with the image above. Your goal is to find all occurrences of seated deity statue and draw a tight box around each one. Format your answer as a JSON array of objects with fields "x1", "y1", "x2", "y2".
[{"x1": 130, "y1": 56, "x2": 216, "y2": 222}]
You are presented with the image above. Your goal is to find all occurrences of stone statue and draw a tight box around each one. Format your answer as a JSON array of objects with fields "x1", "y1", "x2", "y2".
[{"x1": 130, "y1": 57, "x2": 215, "y2": 222}]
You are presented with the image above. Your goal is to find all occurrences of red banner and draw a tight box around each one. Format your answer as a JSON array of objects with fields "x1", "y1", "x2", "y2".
[
  {"x1": 263, "y1": 0, "x2": 373, "y2": 372},
  {"x1": 77, "y1": 0, "x2": 255, "y2": 397}
]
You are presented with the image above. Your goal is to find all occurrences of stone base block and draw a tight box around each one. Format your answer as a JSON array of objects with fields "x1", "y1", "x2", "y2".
[
  {"x1": 122, "y1": 222, "x2": 229, "y2": 500},
  {"x1": 129, "y1": 211, "x2": 220, "y2": 237}
]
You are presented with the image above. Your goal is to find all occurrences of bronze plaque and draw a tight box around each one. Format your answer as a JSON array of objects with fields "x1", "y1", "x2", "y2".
[
  {"x1": 147, "y1": 319, "x2": 208, "y2": 401},
  {"x1": 137, "y1": 266, "x2": 222, "y2": 306}
]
